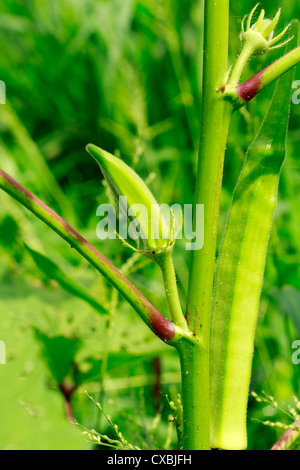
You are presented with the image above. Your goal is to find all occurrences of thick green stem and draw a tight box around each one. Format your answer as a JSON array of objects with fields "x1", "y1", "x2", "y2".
[
  {"x1": 157, "y1": 252, "x2": 187, "y2": 330},
  {"x1": 177, "y1": 341, "x2": 206, "y2": 450},
  {"x1": 184, "y1": 0, "x2": 232, "y2": 450}
]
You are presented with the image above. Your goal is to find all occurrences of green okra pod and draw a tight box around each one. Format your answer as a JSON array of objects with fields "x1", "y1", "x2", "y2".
[
  {"x1": 86, "y1": 144, "x2": 175, "y2": 258},
  {"x1": 86, "y1": 144, "x2": 188, "y2": 329},
  {"x1": 210, "y1": 22, "x2": 298, "y2": 450}
]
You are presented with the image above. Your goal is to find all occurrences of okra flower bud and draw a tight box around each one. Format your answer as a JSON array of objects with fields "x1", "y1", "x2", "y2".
[
  {"x1": 225, "y1": 5, "x2": 291, "y2": 90},
  {"x1": 86, "y1": 144, "x2": 175, "y2": 259},
  {"x1": 241, "y1": 6, "x2": 291, "y2": 57}
]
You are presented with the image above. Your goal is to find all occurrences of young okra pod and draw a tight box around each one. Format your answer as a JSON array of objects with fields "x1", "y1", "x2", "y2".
[
  {"x1": 86, "y1": 144, "x2": 176, "y2": 261},
  {"x1": 210, "y1": 25, "x2": 298, "y2": 449},
  {"x1": 87, "y1": 144, "x2": 188, "y2": 330}
]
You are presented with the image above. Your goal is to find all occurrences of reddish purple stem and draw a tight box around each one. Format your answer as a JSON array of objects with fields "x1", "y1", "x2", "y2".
[
  {"x1": 237, "y1": 70, "x2": 263, "y2": 102},
  {"x1": 0, "y1": 169, "x2": 175, "y2": 343}
]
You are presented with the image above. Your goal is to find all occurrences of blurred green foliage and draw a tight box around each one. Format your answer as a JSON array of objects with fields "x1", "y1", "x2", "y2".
[{"x1": 0, "y1": 0, "x2": 299, "y2": 449}]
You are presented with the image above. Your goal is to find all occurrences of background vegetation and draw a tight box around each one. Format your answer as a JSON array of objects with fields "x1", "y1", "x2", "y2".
[{"x1": 0, "y1": 0, "x2": 299, "y2": 450}]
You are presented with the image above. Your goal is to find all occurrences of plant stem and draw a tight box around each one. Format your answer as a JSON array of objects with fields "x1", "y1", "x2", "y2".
[
  {"x1": 234, "y1": 44, "x2": 300, "y2": 104},
  {"x1": 177, "y1": 340, "x2": 207, "y2": 450},
  {"x1": 227, "y1": 45, "x2": 255, "y2": 87},
  {"x1": 271, "y1": 421, "x2": 300, "y2": 450},
  {"x1": 0, "y1": 169, "x2": 178, "y2": 344},
  {"x1": 157, "y1": 252, "x2": 187, "y2": 330},
  {"x1": 184, "y1": 0, "x2": 232, "y2": 450}
]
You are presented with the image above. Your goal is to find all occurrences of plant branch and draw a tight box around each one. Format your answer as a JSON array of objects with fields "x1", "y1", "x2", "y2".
[
  {"x1": 225, "y1": 44, "x2": 300, "y2": 106},
  {"x1": 0, "y1": 169, "x2": 178, "y2": 344},
  {"x1": 157, "y1": 252, "x2": 188, "y2": 330}
]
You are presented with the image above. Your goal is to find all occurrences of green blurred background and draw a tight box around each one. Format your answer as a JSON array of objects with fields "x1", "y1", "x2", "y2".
[{"x1": 0, "y1": 0, "x2": 299, "y2": 450}]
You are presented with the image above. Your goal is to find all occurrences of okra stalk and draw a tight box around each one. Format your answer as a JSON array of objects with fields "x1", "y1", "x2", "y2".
[
  {"x1": 156, "y1": 252, "x2": 187, "y2": 330},
  {"x1": 184, "y1": 0, "x2": 232, "y2": 450}
]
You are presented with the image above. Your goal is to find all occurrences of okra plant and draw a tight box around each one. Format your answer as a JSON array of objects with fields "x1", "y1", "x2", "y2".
[{"x1": 1, "y1": 2, "x2": 300, "y2": 450}]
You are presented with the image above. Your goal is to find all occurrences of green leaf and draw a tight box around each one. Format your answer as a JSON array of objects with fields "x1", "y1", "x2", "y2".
[
  {"x1": 0, "y1": 306, "x2": 87, "y2": 450},
  {"x1": 272, "y1": 286, "x2": 300, "y2": 336},
  {"x1": 26, "y1": 244, "x2": 108, "y2": 316},
  {"x1": 210, "y1": 20, "x2": 299, "y2": 450},
  {"x1": 34, "y1": 331, "x2": 80, "y2": 384}
]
